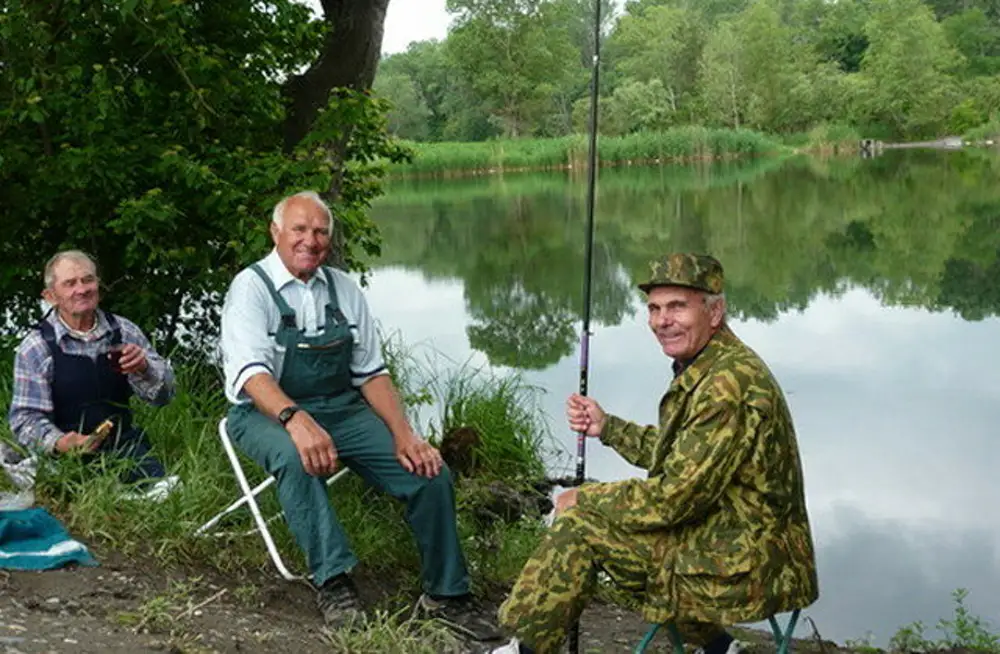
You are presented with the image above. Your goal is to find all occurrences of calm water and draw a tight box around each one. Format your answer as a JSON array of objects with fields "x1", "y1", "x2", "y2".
[{"x1": 362, "y1": 150, "x2": 1000, "y2": 645}]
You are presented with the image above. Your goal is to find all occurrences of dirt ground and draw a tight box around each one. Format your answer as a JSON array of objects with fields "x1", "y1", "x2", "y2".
[
  {"x1": 0, "y1": 546, "x2": 655, "y2": 654},
  {"x1": 0, "y1": 546, "x2": 852, "y2": 654}
]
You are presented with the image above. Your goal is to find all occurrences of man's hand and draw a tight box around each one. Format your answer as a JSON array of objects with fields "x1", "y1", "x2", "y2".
[
  {"x1": 395, "y1": 434, "x2": 443, "y2": 478},
  {"x1": 285, "y1": 411, "x2": 339, "y2": 477},
  {"x1": 554, "y1": 488, "x2": 579, "y2": 515},
  {"x1": 118, "y1": 343, "x2": 149, "y2": 375},
  {"x1": 55, "y1": 431, "x2": 99, "y2": 453},
  {"x1": 566, "y1": 394, "x2": 606, "y2": 437}
]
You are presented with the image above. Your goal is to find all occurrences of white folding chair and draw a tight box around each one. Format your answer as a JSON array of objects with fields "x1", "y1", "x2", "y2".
[{"x1": 195, "y1": 417, "x2": 349, "y2": 581}]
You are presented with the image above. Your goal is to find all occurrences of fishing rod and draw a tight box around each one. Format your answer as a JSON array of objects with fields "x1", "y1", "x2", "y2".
[{"x1": 568, "y1": 0, "x2": 602, "y2": 652}]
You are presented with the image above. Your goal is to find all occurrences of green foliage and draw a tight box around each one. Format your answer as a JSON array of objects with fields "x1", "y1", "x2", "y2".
[
  {"x1": 389, "y1": 127, "x2": 784, "y2": 175},
  {"x1": 860, "y1": 0, "x2": 964, "y2": 138},
  {"x1": 0, "y1": 0, "x2": 407, "y2": 349},
  {"x1": 375, "y1": 72, "x2": 433, "y2": 141},
  {"x1": 321, "y1": 609, "x2": 463, "y2": 654},
  {"x1": 446, "y1": 0, "x2": 583, "y2": 138},
  {"x1": 966, "y1": 118, "x2": 1000, "y2": 141},
  {"x1": 372, "y1": 0, "x2": 1000, "y2": 147},
  {"x1": 423, "y1": 360, "x2": 554, "y2": 481},
  {"x1": 889, "y1": 589, "x2": 1000, "y2": 653}
]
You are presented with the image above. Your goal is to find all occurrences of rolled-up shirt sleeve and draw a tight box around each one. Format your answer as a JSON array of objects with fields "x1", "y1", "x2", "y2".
[
  {"x1": 118, "y1": 317, "x2": 175, "y2": 406},
  {"x1": 8, "y1": 334, "x2": 64, "y2": 453},
  {"x1": 221, "y1": 270, "x2": 279, "y2": 403},
  {"x1": 342, "y1": 277, "x2": 388, "y2": 388}
]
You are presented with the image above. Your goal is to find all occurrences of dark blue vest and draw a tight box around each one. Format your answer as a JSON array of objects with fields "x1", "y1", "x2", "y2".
[{"x1": 37, "y1": 311, "x2": 134, "y2": 436}]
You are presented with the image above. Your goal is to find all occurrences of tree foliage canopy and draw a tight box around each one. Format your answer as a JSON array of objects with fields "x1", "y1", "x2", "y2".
[
  {"x1": 0, "y1": 0, "x2": 406, "y2": 349},
  {"x1": 374, "y1": 0, "x2": 1000, "y2": 142}
]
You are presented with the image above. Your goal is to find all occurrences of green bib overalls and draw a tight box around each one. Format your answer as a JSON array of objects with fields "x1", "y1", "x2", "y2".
[{"x1": 227, "y1": 265, "x2": 469, "y2": 594}]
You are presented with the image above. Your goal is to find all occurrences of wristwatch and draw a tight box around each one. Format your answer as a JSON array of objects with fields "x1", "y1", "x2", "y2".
[{"x1": 277, "y1": 405, "x2": 301, "y2": 427}]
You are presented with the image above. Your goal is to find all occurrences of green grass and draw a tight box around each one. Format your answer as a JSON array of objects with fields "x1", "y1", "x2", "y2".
[
  {"x1": 888, "y1": 589, "x2": 1000, "y2": 653},
  {"x1": 390, "y1": 127, "x2": 787, "y2": 176},
  {"x1": 0, "y1": 335, "x2": 554, "y2": 605},
  {"x1": 801, "y1": 122, "x2": 862, "y2": 155},
  {"x1": 321, "y1": 609, "x2": 462, "y2": 653},
  {"x1": 966, "y1": 119, "x2": 1000, "y2": 143}
]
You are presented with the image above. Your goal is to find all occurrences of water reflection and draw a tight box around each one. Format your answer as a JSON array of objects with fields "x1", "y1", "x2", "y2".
[{"x1": 365, "y1": 150, "x2": 1000, "y2": 645}]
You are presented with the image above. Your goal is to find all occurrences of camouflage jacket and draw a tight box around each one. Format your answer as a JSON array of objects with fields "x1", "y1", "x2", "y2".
[{"x1": 576, "y1": 325, "x2": 819, "y2": 624}]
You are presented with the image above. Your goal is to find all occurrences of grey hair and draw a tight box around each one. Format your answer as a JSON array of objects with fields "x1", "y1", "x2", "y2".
[
  {"x1": 271, "y1": 191, "x2": 333, "y2": 230},
  {"x1": 704, "y1": 292, "x2": 727, "y2": 316},
  {"x1": 44, "y1": 250, "x2": 98, "y2": 289}
]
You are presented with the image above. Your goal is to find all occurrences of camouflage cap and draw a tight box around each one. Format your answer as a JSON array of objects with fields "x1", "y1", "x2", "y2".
[{"x1": 638, "y1": 253, "x2": 724, "y2": 294}]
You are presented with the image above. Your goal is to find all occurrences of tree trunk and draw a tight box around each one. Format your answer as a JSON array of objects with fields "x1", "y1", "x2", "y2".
[
  {"x1": 281, "y1": 0, "x2": 391, "y2": 152},
  {"x1": 281, "y1": 0, "x2": 391, "y2": 270}
]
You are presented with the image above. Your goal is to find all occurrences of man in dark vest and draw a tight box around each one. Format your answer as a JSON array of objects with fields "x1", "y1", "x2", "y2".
[
  {"x1": 219, "y1": 191, "x2": 499, "y2": 640},
  {"x1": 8, "y1": 250, "x2": 176, "y2": 492}
]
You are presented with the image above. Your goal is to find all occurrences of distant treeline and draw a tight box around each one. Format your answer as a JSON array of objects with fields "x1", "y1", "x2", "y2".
[{"x1": 374, "y1": 0, "x2": 1000, "y2": 143}]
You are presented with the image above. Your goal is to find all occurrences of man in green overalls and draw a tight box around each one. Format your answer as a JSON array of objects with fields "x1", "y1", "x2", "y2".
[{"x1": 219, "y1": 191, "x2": 499, "y2": 640}]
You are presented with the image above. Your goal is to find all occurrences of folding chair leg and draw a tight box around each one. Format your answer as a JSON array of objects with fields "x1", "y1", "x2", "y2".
[
  {"x1": 635, "y1": 624, "x2": 660, "y2": 653},
  {"x1": 198, "y1": 417, "x2": 355, "y2": 582},
  {"x1": 768, "y1": 609, "x2": 801, "y2": 654},
  {"x1": 216, "y1": 420, "x2": 301, "y2": 581},
  {"x1": 195, "y1": 475, "x2": 277, "y2": 536}
]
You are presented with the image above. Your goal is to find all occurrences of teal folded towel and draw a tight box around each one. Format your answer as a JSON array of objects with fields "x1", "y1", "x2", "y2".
[{"x1": 0, "y1": 508, "x2": 97, "y2": 570}]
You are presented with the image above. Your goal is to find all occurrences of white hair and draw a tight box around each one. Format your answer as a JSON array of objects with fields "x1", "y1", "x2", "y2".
[
  {"x1": 704, "y1": 292, "x2": 727, "y2": 317},
  {"x1": 271, "y1": 191, "x2": 333, "y2": 230},
  {"x1": 44, "y1": 250, "x2": 98, "y2": 289}
]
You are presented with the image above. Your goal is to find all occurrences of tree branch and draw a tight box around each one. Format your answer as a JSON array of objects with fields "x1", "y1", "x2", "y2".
[{"x1": 281, "y1": 0, "x2": 390, "y2": 152}]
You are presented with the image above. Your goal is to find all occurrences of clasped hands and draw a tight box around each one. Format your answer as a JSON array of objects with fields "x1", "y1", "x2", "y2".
[{"x1": 284, "y1": 409, "x2": 443, "y2": 478}]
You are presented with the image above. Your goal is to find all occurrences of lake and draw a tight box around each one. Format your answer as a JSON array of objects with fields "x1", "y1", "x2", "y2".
[{"x1": 362, "y1": 150, "x2": 1000, "y2": 646}]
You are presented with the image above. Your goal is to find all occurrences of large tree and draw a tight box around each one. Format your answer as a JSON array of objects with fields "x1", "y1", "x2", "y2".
[
  {"x1": 860, "y1": 0, "x2": 963, "y2": 137},
  {"x1": 0, "y1": 0, "x2": 403, "y2": 350},
  {"x1": 446, "y1": 0, "x2": 581, "y2": 137}
]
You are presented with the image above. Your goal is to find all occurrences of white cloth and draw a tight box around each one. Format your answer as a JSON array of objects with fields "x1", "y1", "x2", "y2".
[{"x1": 220, "y1": 249, "x2": 388, "y2": 404}]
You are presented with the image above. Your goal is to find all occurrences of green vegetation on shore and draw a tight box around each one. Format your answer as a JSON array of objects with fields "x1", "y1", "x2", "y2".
[
  {"x1": 389, "y1": 127, "x2": 788, "y2": 175},
  {"x1": 966, "y1": 119, "x2": 1000, "y2": 142},
  {"x1": 387, "y1": 124, "x2": 867, "y2": 176}
]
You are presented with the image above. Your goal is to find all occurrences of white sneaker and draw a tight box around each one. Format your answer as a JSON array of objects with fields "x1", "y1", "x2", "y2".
[
  {"x1": 696, "y1": 639, "x2": 747, "y2": 654},
  {"x1": 489, "y1": 637, "x2": 521, "y2": 653},
  {"x1": 121, "y1": 475, "x2": 182, "y2": 503}
]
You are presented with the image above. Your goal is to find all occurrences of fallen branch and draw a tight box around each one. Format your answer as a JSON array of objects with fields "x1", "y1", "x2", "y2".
[
  {"x1": 175, "y1": 588, "x2": 227, "y2": 621},
  {"x1": 806, "y1": 616, "x2": 828, "y2": 654}
]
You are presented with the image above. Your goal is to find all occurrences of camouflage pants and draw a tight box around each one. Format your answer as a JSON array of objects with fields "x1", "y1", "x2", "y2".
[{"x1": 498, "y1": 505, "x2": 724, "y2": 654}]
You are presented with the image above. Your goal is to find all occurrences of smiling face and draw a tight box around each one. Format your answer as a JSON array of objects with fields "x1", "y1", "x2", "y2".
[
  {"x1": 43, "y1": 258, "x2": 100, "y2": 323},
  {"x1": 270, "y1": 196, "x2": 332, "y2": 281},
  {"x1": 646, "y1": 285, "x2": 724, "y2": 361}
]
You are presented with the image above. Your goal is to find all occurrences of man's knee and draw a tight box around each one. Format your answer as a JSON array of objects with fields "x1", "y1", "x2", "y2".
[
  {"x1": 272, "y1": 447, "x2": 307, "y2": 477},
  {"x1": 250, "y1": 436, "x2": 307, "y2": 479},
  {"x1": 425, "y1": 462, "x2": 454, "y2": 493}
]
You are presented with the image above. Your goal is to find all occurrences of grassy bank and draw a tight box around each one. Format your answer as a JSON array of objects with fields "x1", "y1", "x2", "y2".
[
  {"x1": 0, "y1": 336, "x2": 557, "y2": 613},
  {"x1": 390, "y1": 126, "x2": 786, "y2": 176},
  {"x1": 965, "y1": 119, "x2": 1000, "y2": 143},
  {"x1": 387, "y1": 124, "x2": 863, "y2": 177}
]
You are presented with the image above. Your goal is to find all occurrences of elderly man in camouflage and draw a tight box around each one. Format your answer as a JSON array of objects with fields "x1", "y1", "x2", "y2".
[{"x1": 490, "y1": 253, "x2": 819, "y2": 654}]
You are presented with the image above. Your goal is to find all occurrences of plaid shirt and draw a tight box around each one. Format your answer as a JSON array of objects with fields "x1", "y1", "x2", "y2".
[{"x1": 7, "y1": 309, "x2": 175, "y2": 453}]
